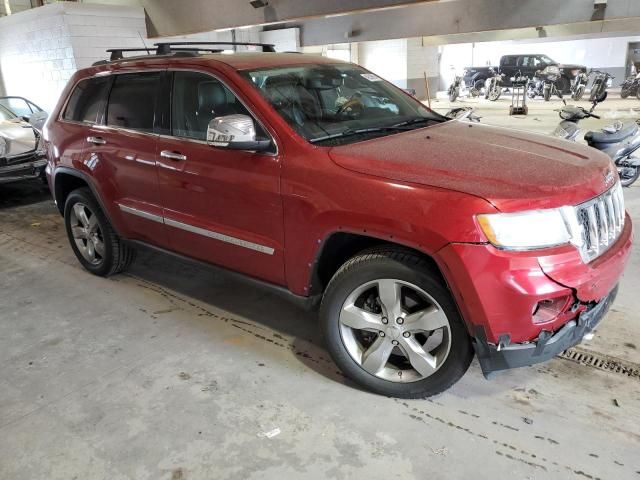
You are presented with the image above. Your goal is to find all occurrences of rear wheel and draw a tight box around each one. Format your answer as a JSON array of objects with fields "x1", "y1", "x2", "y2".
[
  {"x1": 320, "y1": 248, "x2": 474, "y2": 398},
  {"x1": 64, "y1": 188, "x2": 136, "y2": 276}
]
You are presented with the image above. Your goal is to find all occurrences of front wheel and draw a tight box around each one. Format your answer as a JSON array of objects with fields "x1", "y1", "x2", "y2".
[
  {"x1": 636, "y1": 89, "x2": 640, "y2": 101},
  {"x1": 320, "y1": 248, "x2": 474, "y2": 398},
  {"x1": 488, "y1": 86, "x2": 502, "y2": 101},
  {"x1": 621, "y1": 86, "x2": 631, "y2": 99},
  {"x1": 572, "y1": 85, "x2": 585, "y2": 101},
  {"x1": 64, "y1": 187, "x2": 136, "y2": 276},
  {"x1": 448, "y1": 86, "x2": 459, "y2": 103},
  {"x1": 543, "y1": 85, "x2": 551, "y2": 101},
  {"x1": 589, "y1": 83, "x2": 600, "y2": 102}
]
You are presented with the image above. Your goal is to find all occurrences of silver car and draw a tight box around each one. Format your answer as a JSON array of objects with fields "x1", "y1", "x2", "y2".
[{"x1": 0, "y1": 104, "x2": 47, "y2": 184}]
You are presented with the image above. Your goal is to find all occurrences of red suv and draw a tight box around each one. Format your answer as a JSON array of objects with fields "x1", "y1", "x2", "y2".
[{"x1": 43, "y1": 43, "x2": 633, "y2": 398}]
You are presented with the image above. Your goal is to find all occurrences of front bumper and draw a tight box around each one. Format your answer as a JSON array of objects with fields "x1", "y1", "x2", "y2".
[
  {"x1": 473, "y1": 285, "x2": 618, "y2": 377},
  {"x1": 0, "y1": 154, "x2": 46, "y2": 184},
  {"x1": 437, "y1": 214, "x2": 632, "y2": 345}
]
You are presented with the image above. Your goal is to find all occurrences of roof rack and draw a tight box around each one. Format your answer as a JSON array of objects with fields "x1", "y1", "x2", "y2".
[
  {"x1": 106, "y1": 47, "x2": 153, "y2": 61},
  {"x1": 154, "y1": 41, "x2": 276, "y2": 54},
  {"x1": 96, "y1": 42, "x2": 277, "y2": 65}
]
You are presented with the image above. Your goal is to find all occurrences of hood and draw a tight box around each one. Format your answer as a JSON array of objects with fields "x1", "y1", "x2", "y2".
[
  {"x1": 0, "y1": 118, "x2": 37, "y2": 158},
  {"x1": 328, "y1": 121, "x2": 615, "y2": 212}
]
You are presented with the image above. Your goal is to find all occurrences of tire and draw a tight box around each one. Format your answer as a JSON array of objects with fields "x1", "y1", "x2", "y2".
[
  {"x1": 572, "y1": 85, "x2": 585, "y2": 101},
  {"x1": 470, "y1": 79, "x2": 485, "y2": 97},
  {"x1": 320, "y1": 247, "x2": 474, "y2": 398},
  {"x1": 488, "y1": 87, "x2": 502, "y2": 101},
  {"x1": 64, "y1": 187, "x2": 136, "y2": 276},
  {"x1": 621, "y1": 87, "x2": 631, "y2": 99},
  {"x1": 448, "y1": 86, "x2": 459, "y2": 103},
  {"x1": 619, "y1": 164, "x2": 640, "y2": 187},
  {"x1": 636, "y1": 89, "x2": 640, "y2": 101},
  {"x1": 543, "y1": 85, "x2": 551, "y2": 102},
  {"x1": 589, "y1": 84, "x2": 600, "y2": 102}
]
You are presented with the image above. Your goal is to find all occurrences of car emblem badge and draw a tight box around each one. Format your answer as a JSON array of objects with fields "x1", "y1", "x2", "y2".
[{"x1": 604, "y1": 171, "x2": 614, "y2": 187}]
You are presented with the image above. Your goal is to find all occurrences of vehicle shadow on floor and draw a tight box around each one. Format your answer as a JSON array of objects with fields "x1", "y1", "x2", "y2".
[
  {"x1": 0, "y1": 180, "x2": 50, "y2": 210},
  {"x1": 128, "y1": 248, "x2": 361, "y2": 391}
]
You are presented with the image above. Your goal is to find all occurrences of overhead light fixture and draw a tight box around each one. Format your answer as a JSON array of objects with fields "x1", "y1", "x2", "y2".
[{"x1": 250, "y1": 0, "x2": 268, "y2": 8}]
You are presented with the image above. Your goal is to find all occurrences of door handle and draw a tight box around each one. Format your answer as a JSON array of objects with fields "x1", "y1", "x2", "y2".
[
  {"x1": 87, "y1": 136, "x2": 106, "y2": 145},
  {"x1": 160, "y1": 150, "x2": 187, "y2": 161}
]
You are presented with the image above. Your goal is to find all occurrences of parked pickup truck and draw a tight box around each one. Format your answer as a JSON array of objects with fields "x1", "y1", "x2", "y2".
[{"x1": 463, "y1": 54, "x2": 587, "y2": 93}]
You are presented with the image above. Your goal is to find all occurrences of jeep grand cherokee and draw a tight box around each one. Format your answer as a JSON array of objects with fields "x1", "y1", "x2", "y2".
[{"x1": 43, "y1": 45, "x2": 632, "y2": 398}]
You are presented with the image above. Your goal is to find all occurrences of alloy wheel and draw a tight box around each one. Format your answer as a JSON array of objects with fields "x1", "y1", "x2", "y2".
[
  {"x1": 69, "y1": 202, "x2": 105, "y2": 265},
  {"x1": 338, "y1": 279, "x2": 452, "y2": 383}
]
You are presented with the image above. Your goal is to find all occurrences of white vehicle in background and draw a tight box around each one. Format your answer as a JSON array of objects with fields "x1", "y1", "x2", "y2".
[
  {"x1": 0, "y1": 103, "x2": 47, "y2": 184},
  {"x1": 0, "y1": 96, "x2": 48, "y2": 132}
]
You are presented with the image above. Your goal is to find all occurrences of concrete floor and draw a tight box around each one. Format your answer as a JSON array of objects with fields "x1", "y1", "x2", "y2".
[{"x1": 1, "y1": 95, "x2": 640, "y2": 479}]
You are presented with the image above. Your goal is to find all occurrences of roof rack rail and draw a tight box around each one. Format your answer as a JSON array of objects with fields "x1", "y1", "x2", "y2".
[
  {"x1": 106, "y1": 47, "x2": 153, "y2": 61},
  {"x1": 154, "y1": 41, "x2": 276, "y2": 54}
]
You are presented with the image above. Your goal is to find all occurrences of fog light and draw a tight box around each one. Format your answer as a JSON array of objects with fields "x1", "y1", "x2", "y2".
[{"x1": 532, "y1": 296, "x2": 571, "y2": 324}]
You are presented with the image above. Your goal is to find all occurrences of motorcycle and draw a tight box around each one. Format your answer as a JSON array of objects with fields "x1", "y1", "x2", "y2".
[
  {"x1": 448, "y1": 68, "x2": 481, "y2": 102},
  {"x1": 528, "y1": 65, "x2": 562, "y2": 101},
  {"x1": 484, "y1": 67, "x2": 504, "y2": 101},
  {"x1": 552, "y1": 100, "x2": 640, "y2": 187},
  {"x1": 589, "y1": 70, "x2": 613, "y2": 103},
  {"x1": 620, "y1": 72, "x2": 640, "y2": 99},
  {"x1": 570, "y1": 71, "x2": 588, "y2": 101}
]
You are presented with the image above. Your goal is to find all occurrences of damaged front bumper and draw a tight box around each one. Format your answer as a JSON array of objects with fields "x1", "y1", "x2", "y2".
[
  {"x1": 473, "y1": 285, "x2": 618, "y2": 378},
  {"x1": 0, "y1": 152, "x2": 47, "y2": 184}
]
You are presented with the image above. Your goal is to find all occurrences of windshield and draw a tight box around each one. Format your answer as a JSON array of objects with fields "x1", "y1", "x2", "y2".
[
  {"x1": 540, "y1": 55, "x2": 555, "y2": 65},
  {"x1": 241, "y1": 63, "x2": 445, "y2": 146},
  {"x1": 0, "y1": 104, "x2": 17, "y2": 121}
]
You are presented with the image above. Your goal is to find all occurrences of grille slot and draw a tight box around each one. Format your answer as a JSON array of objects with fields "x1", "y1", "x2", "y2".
[{"x1": 574, "y1": 183, "x2": 625, "y2": 262}]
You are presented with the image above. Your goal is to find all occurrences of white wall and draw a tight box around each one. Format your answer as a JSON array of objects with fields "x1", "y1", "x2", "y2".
[
  {"x1": 0, "y1": 4, "x2": 75, "y2": 112},
  {"x1": 0, "y1": 3, "x2": 146, "y2": 111},
  {"x1": 358, "y1": 39, "x2": 408, "y2": 88}
]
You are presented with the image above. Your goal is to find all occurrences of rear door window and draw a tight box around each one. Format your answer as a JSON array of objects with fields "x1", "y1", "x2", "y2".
[
  {"x1": 63, "y1": 76, "x2": 112, "y2": 124},
  {"x1": 106, "y1": 72, "x2": 160, "y2": 133}
]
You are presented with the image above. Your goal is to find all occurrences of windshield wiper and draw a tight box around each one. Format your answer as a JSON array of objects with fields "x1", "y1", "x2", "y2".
[
  {"x1": 391, "y1": 117, "x2": 435, "y2": 128},
  {"x1": 310, "y1": 120, "x2": 434, "y2": 144}
]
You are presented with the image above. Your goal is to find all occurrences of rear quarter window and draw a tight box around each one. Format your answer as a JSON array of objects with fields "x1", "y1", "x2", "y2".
[{"x1": 62, "y1": 76, "x2": 111, "y2": 123}]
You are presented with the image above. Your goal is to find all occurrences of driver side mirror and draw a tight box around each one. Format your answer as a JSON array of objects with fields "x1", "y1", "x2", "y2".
[{"x1": 206, "y1": 114, "x2": 272, "y2": 152}]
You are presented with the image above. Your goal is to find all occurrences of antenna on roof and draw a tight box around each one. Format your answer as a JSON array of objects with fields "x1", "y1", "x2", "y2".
[{"x1": 138, "y1": 31, "x2": 151, "y2": 55}]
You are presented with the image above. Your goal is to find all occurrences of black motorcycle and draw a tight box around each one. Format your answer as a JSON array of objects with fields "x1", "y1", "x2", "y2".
[
  {"x1": 552, "y1": 101, "x2": 640, "y2": 187},
  {"x1": 620, "y1": 73, "x2": 640, "y2": 99},
  {"x1": 484, "y1": 67, "x2": 504, "y2": 101},
  {"x1": 528, "y1": 65, "x2": 562, "y2": 101},
  {"x1": 570, "y1": 71, "x2": 588, "y2": 101},
  {"x1": 589, "y1": 70, "x2": 613, "y2": 103}
]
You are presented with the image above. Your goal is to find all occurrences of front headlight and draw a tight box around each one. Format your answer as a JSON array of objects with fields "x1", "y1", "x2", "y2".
[
  {"x1": 477, "y1": 208, "x2": 572, "y2": 250},
  {"x1": 0, "y1": 136, "x2": 6, "y2": 158}
]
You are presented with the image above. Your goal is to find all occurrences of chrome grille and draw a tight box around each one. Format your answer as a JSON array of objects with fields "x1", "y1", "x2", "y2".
[{"x1": 574, "y1": 182, "x2": 625, "y2": 262}]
